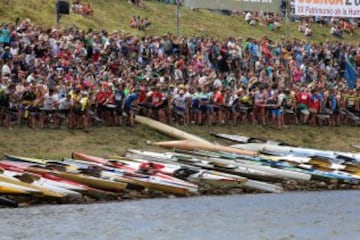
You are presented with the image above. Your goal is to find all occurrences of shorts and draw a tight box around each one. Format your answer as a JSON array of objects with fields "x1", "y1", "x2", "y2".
[
  {"x1": 115, "y1": 108, "x2": 123, "y2": 115},
  {"x1": 200, "y1": 105, "x2": 208, "y2": 113},
  {"x1": 271, "y1": 109, "x2": 282, "y2": 117},
  {"x1": 58, "y1": 109, "x2": 70, "y2": 115},
  {"x1": 174, "y1": 106, "x2": 185, "y2": 116},
  {"x1": 207, "y1": 105, "x2": 214, "y2": 113},
  {"x1": 124, "y1": 105, "x2": 134, "y2": 115},
  {"x1": 309, "y1": 108, "x2": 318, "y2": 114},
  {"x1": 297, "y1": 104, "x2": 309, "y2": 115},
  {"x1": 192, "y1": 107, "x2": 200, "y2": 114},
  {"x1": 152, "y1": 104, "x2": 165, "y2": 111},
  {"x1": 214, "y1": 106, "x2": 222, "y2": 112},
  {"x1": 254, "y1": 105, "x2": 265, "y2": 112}
]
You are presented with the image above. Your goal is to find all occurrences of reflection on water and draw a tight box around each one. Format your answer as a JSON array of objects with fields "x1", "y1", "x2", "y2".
[{"x1": 0, "y1": 191, "x2": 359, "y2": 240}]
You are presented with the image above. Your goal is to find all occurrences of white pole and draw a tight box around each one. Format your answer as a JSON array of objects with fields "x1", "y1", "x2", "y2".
[
  {"x1": 285, "y1": 0, "x2": 289, "y2": 40},
  {"x1": 176, "y1": 0, "x2": 180, "y2": 38}
]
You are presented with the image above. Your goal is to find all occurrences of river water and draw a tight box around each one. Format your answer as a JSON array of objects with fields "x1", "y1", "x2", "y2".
[{"x1": 0, "y1": 191, "x2": 359, "y2": 240}]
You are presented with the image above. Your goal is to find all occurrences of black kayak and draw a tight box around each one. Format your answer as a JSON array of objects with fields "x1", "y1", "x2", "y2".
[{"x1": 0, "y1": 196, "x2": 19, "y2": 208}]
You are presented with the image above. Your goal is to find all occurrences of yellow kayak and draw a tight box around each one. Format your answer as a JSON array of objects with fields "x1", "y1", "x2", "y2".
[
  {"x1": 0, "y1": 185, "x2": 30, "y2": 194},
  {"x1": 54, "y1": 172, "x2": 127, "y2": 193},
  {"x1": 0, "y1": 174, "x2": 65, "y2": 198},
  {"x1": 118, "y1": 175, "x2": 190, "y2": 196}
]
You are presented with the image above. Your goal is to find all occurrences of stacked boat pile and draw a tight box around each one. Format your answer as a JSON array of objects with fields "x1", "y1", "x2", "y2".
[{"x1": 1, "y1": 134, "x2": 359, "y2": 207}]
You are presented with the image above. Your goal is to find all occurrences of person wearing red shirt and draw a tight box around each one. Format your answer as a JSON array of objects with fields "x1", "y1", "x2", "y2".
[
  {"x1": 213, "y1": 87, "x2": 225, "y2": 124},
  {"x1": 148, "y1": 84, "x2": 165, "y2": 123},
  {"x1": 96, "y1": 82, "x2": 115, "y2": 125},
  {"x1": 296, "y1": 88, "x2": 311, "y2": 124},
  {"x1": 308, "y1": 89, "x2": 321, "y2": 126},
  {"x1": 137, "y1": 86, "x2": 147, "y2": 115}
]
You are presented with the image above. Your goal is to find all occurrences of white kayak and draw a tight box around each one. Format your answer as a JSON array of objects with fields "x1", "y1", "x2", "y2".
[{"x1": 3, "y1": 170, "x2": 82, "y2": 198}]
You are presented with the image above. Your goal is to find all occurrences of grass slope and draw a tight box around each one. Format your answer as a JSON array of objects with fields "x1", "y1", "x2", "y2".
[
  {"x1": 0, "y1": 0, "x2": 358, "y2": 43},
  {"x1": 1, "y1": 124, "x2": 359, "y2": 159}
]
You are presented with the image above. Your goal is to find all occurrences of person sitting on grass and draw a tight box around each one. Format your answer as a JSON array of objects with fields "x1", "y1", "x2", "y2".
[
  {"x1": 343, "y1": 21, "x2": 354, "y2": 36},
  {"x1": 304, "y1": 24, "x2": 313, "y2": 37},
  {"x1": 330, "y1": 25, "x2": 343, "y2": 38},
  {"x1": 245, "y1": 12, "x2": 257, "y2": 26}
]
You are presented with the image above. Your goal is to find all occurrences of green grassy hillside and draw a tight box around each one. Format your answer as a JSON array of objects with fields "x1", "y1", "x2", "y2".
[{"x1": 0, "y1": 0, "x2": 358, "y2": 43}]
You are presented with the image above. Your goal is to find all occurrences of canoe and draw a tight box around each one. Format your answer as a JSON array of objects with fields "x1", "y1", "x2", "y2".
[
  {"x1": 153, "y1": 140, "x2": 257, "y2": 157},
  {"x1": 135, "y1": 115, "x2": 212, "y2": 145},
  {"x1": 0, "y1": 196, "x2": 18, "y2": 208}
]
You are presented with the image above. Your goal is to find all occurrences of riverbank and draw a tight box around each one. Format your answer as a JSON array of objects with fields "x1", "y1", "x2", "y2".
[
  {"x1": 1, "y1": 124, "x2": 360, "y2": 208},
  {"x1": 0, "y1": 124, "x2": 360, "y2": 159},
  {"x1": 2, "y1": 177, "x2": 359, "y2": 208}
]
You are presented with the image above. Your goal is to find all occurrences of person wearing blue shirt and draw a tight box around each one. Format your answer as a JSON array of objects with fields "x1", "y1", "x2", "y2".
[
  {"x1": 124, "y1": 87, "x2": 139, "y2": 127},
  {"x1": 0, "y1": 23, "x2": 11, "y2": 47}
]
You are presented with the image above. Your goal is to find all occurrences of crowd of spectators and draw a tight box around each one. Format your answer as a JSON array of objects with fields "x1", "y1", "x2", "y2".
[{"x1": 0, "y1": 18, "x2": 359, "y2": 132}]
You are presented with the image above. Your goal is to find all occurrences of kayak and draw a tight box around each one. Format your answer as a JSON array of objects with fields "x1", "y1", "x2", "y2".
[
  {"x1": 231, "y1": 143, "x2": 360, "y2": 163},
  {"x1": 118, "y1": 152, "x2": 248, "y2": 188},
  {"x1": 53, "y1": 172, "x2": 127, "y2": 193},
  {"x1": 3, "y1": 169, "x2": 82, "y2": 198},
  {"x1": 0, "y1": 184, "x2": 30, "y2": 194},
  {"x1": 0, "y1": 161, "x2": 87, "y2": 192},
  {"x1": 211, "y1": 133, "x2": 294, "y2": 146},
  {"x1": 72, "y1": 152, "x2": 199, "y2": 193},
  {"x1": 153, "y1": 140, "x2": 257, "y2": 157},
  {"x1": 124, "y1": 149, "x2": 282, "y2": 193},
  {"x1": 125, "y1": 149, "x2": 280, "y2": 182},
  {"x1": 0, "y1": 170, "x2": 65, "y2": 198},
  {"x1": 0, "y1": 196, "x2": 19, "y2": 208},
  {"x1": 0, "y1": 161, "x2": 119, "y2": 200},
  {"x1": 59, "y1": 158, "x2": 194, "y2": 196},
  {"x1": 135, "y1": 115, "x2": 212, "y2": 145}
]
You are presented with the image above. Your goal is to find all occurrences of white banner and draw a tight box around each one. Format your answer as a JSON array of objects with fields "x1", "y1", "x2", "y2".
[
  {"x1": 185, "y1": 0, "x2": 281, "y2": 13},
  {"x1": 294, "y1": 0, "x2": 360, "y2": 18}
]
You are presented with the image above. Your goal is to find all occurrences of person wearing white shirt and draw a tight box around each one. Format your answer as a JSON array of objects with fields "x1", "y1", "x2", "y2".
[
  {"x1": 56, "y1": 94, "x2": 73, "y2": 128},
  {"x1": 1, "y1": 60, "x2": 11, "y2": 82},
  {"x1": 41, "y1": 88, "x2": 58, "y2": 128}
]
